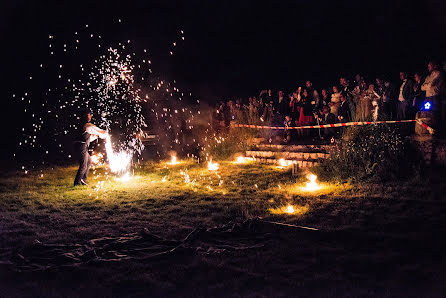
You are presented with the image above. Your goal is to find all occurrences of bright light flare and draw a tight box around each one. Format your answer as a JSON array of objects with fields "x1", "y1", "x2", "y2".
[
  {"x1": 169, "y1": 154, "x2": 179, "y2": 165},
  {"x1": 105, "y1": 137, "x2": 132, "y2": 174},
  {"x1": 235, "y1": 156, "x2": 253, "y2": 164},
  {"x1": 277, "y1": 158, "x2": 292, "y2": 168},
  {"x1": 303, "y1": 173, "x2": 321, "y2": 191},
  {"x1": 269, "y1": 204, "x2": 309, "y2": 215},
  {"x1": 207, "y1": 160, "x2": 219, "y2": 171},
  {"x1": 115, "y1": 172, "x2": 132, "y2": 182},
  {"x1": 91, "y1": 152, "x2": 104, "y2": 165}
]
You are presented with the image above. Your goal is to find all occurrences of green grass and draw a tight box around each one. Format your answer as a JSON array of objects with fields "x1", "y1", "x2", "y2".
[{"x1": 1, "y1": 159, "x2": 446, "y2": 296}]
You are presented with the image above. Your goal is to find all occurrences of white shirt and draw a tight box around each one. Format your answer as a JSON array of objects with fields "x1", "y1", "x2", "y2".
[
  {"x1": 399, "y1": 80, "x2": 407, "y2": 102},
  {"x1": 84, "y1": 123, "x2": 108, "y2": 143},
  {"x1": 422, "y1": 70, "x2": 442, "y2": 97}
]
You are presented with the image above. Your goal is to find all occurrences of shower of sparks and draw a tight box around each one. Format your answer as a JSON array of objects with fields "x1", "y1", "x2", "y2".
[
  {"x1": 115, "y1": 172, "x2": 132, "y2": 182},
  {"x1": 105, "y1": 136, "x2": 132, "y2": 174},
  {"x1": 91, "y1": 152, "x2": 104, "y2": 165},
  {"x1": 13, "y1": 19, "x2": 207, "y2": 178}
]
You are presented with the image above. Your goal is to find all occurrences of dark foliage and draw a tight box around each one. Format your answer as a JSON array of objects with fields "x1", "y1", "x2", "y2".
[{"x1": 314, "y1": 125, "x2": 423, "y2": 182}]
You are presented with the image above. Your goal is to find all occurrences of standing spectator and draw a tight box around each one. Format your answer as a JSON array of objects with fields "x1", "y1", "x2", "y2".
[
  {"x1": 289, "y1": 90, "x2": 302, "y2": 125},
  {"x1": 298, "y1": 89, "x2": 314, "y2": 137},
  {"x1": 367, "y1": 84, "x2": 381, "y2": 121},
  {"x1": 340, "y1": 76, "x2": 355, "y2": 117},
  {"x1": 354, "y1": 74, "x2": 363, "y2": 88},
  {"x1": 381, "y1": 80, "x2": 394, "y2": 120},
  {"x1": 375, "y1": 77, "x2": 385, "y2": 97},
  {"x1": 262, "y1": 100, "x2": 275, "y2": 124},
  {"x1": 340, "y1": 76, "x2": 352, "y2": 94},
  {"x1": 397, "y1": 71, "x2": 414, "y2": 120},
  {"x1": 305, "y1": 81, "x2": 315, "y2": 101},
  {"x1": 338, "y1": 92, "x2": 352, "y2": 123},
  {"x1": 276, "y1": 90, "x2": 289, "y2": 116},
  {"x1": 413, "y1": 73, "x2": 425, "y2": 113},
  {"x1": 234, "y1": 100, "x2": 244, "y2": 123},
  {"x1": 319, "y1": 89, "x2": 331, "y2": 110},
  {"x1": 223, "y1": 102, "x2": 231, "y2": 132},
  {"x1": 315, "y1": 105, "x2": 336, "y2": 139},
  {"x1": 356, "y1": 84, "x2": 374, "y2": 121},
  {"x1": 330, "y1": 85, "x2": 341, "y2": 116},
  {"x1": 283, "y1": 115, "x2": 292, "y2": 143},
  {"x1": 422, "y1": 61, "x2": 444, "y2": 129}
]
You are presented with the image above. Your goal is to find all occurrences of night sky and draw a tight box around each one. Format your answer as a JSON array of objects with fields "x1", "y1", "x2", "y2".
[{"x1": 2, "y1": 0, "x2": 446, "y2": 157}]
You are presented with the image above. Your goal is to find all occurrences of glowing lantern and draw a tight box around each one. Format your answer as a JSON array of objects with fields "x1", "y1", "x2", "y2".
[
  {"x1": 286, "y1": 205, "x2": 295, "y2": 214},
  {"x1": 236, "y1": 156, "x2": 246, "y2": 164}
]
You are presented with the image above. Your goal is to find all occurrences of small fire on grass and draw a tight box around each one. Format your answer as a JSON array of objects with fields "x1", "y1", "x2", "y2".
[
  {"x1": 277, "y1": 158, "x2": 292, "y2": 169},
  {"x1": 168, "y1": 154, "x2": 179, "y2": 165},
  {"x1": 303, "y1": 173, "x2": 321, "y2": 191},
  {"x1": 208, "y1": 160, "x2": 219, "y2": 171},
  {"x1": 235, "y1": 156, "x2": 253, "y2": 164},
  {"x1": 270, "y1": 204, "x2": 309, "y2": 215}
]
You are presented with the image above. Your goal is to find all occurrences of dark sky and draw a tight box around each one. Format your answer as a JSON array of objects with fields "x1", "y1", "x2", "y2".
[
  {"x1": 1, "y1": 0, "x2": 445, "y2": 161},
  {"x1": 2, "y1": 0, "x2": 446, "y2": 102}
]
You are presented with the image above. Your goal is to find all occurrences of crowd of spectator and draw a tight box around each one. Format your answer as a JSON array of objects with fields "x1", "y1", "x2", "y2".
[{"x1": 211, "y1": 61, "x2": 446, "y2": 142}]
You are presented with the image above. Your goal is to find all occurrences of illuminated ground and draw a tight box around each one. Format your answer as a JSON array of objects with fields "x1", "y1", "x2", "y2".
[{"x1": 1, "y1": 160, "x2": 446, "y2": 296}]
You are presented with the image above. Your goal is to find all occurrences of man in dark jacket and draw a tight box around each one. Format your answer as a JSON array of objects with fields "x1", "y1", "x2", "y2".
[
  {"x1": 338, "y1": 92, "x2": 352, "y2": 123},
  {"x1": 315, "y1": 105, "x2": 336, "y2": 138},
  {"x1": 276, "y1": 90, "x2": 289, "y2": 116},
  {"x1": 74, "y1": 110, "x2": 108, "y2": 186},
  {"x1": 397, "y1": 71, "x2": 414, "y2": 120}
]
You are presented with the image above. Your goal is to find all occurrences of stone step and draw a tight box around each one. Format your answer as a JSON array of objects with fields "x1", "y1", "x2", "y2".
[
  {"x1": 252, "y1": 144, "x2": 332, "y2": 153},
  {"x1": 246, "y1": 150, "x2": 330, "y2": 160},
  {"x1": 249, "y1": 157, "x2": 318, "y2": 168}
]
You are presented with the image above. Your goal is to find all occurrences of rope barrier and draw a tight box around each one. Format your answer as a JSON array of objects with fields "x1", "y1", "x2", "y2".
[{"x1": 232, "y1": 119, "x2": 434, "y2": 134}]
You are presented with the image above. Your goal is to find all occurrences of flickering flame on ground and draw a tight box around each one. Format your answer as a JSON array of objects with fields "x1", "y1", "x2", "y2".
[
  {"x1": 208, "y1": 160, "x2": 219, "y2": 171},
  {"x1": 169, "y1": 155, "x2": 178, "y2": 165},
  {"x1": 269, "y1": 204, "x2": 309, "y2": 215},
  {"x1": 303, "y1": 173, "x2": 321, "y2": 191},
  {"x1": 277, "y1": 158, "x2": 292, "y2": 168},
  {"x1": 235, "y1": 156, "x2": 253, "y2": 164}
]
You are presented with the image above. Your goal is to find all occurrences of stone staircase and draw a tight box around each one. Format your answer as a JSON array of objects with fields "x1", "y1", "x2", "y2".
[{"x1": 245, "y1": 143, "x2": 332, "y2": 168}]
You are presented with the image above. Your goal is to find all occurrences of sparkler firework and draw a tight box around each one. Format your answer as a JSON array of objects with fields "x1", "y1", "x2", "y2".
[{"x1": 13, "y1": 19, "x2": 206, "y2": 177}]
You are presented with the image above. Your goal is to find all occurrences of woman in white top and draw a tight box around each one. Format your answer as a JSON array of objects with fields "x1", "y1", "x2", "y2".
[{"x1": 330, "y1": 85, "x2": 341, "y2": 116}]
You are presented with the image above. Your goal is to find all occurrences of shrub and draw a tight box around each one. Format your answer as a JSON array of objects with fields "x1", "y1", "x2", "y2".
[
  {"x1": 203, "y1": 128, "x2": 257, "y2": 160},
  {"x1": 313, "y1": 125, "x2": 423, "y2": 182}
]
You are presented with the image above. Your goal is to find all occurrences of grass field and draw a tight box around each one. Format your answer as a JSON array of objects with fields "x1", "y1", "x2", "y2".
[{"x1": 1, "y1": 159, "x2": 446, "y2": 296}]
